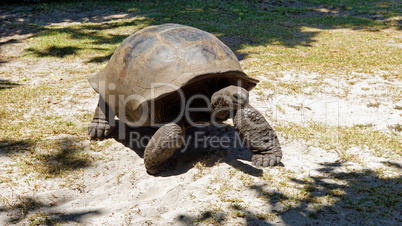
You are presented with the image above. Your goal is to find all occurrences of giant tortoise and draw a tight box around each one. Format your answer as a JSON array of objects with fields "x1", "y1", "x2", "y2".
[{"x1": 88, "y1": 23, "x2": 282, "y2": 174}]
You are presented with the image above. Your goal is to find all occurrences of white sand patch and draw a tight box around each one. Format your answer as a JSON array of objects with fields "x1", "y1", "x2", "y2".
[{"x1": 253, "y1": 73, "x2": 402, "y2": 132}]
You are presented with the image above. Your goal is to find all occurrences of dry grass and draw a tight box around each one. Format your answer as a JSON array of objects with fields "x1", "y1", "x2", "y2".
[
  {"x1": 242, "y1": 28, "x2": 401, "y2": 79},
  {"x1": 0, "y1": 0, "x2": 401, "y2": 224},
  {"x1": 276, "y1": 121, "x2": 402, "y2": 160}
]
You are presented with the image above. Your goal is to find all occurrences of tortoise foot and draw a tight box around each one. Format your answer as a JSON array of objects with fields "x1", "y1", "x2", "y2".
[
  {"x1": 233, "y1": 105, "x2": 282, "y2": 167},
  {"x1": 146, "y1": 159, "x2": 177, "y2": 175},
  {"x1": 251, "y1": 152, "x2": 282, "y2": 167},
  {"x1": 88, "y1": 118, "x2": 113, "y2": 140},
  {"x1": 144, "y1": 123, "x2": 184, "y2": 175},
  {"x1": 88, "y1": 97, "x2": 114, "y2": 140}
]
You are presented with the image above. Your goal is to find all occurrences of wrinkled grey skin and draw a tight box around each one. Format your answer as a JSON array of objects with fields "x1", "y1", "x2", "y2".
[{"x1": 89, "y1": 85, "x2": 282, "y2": 174}]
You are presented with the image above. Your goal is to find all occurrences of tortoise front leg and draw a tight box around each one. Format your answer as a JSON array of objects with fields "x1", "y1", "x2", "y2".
[
  {"x1": 144, "y1": 123, "x2": 185, "y2": 175},
  {"x1": 88, "y1": 96, "x2": 114, "y2": 139},
  {"x1": 233, "y1": 105, "x2": 282, "y2": 167}
]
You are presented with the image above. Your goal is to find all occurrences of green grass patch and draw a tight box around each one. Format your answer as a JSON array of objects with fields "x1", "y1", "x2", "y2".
[
  {"x1": 299, "y1": 0, "x2": 401, "y2": 18},
  {"x1": 276, "y1": 121, "x2": 402, "y2": 160},
  {"x1": 25, "y1": 17, "x2": 151, "y2": 62},
  {"x1": 3, "y1": 0, "x2": 397, "y2": 77},
  {"x1": 244, "y1": 29, "x2": 401, "y2": 77}
]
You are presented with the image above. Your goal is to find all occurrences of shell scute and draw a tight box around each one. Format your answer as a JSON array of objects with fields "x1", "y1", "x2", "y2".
[
  {"x1": 126, "y1": 34, "x2": 158, "y2": 62},
  {"x1": 135, "y1": 45, "x2": 180, "y2": 88},
  {"x1": 161, "y1": 28, "x2": 213, "y2": 46},
  {"x1": 182, "y1": 44, "x2": 217, "y2": 67},
  {"x1": 142, "y1": 23, "x2": 182, "y2": 34}
]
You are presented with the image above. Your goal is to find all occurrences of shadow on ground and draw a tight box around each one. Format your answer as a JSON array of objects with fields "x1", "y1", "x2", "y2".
[
  {"x1": 1, "y1": 136, "x2": 92, "y2": 177},
  {"x1": 108, "y1": 121, "x2": 265, "y2": 177},
  {"x1": 0, "y1": 136, "x2": 97, "y2": 224},
  {"x1": 0, "y1": 0, "x2": 399, "y2": 63},
  {"x1": 0, "y1": 79, "x2": 20, "y2": 90},
  {"x1": 38, "y1": 137, "x2": 92, "y2": 177},
  {"x1": 0, "y1": 196, "x2": 101, "y2": 225},
  {"x1": 177, "y1": 161, "x2": 402, "y2": 225},
  {"x1": 0, "y1": 139, "x2": 33, "y2": 155},
  {"x1": 27, "y1": 46, "x2": 81, "y2": 58}
]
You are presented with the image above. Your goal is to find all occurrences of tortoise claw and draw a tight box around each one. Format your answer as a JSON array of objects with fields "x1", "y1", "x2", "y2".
[
  {"x1": 96, "y1": 129, "x2": 104, "y2": 138},
  {"x1": 88, "y1": 126, "x2": 96, "y2": 138},
  {"x1": 251, "y1": 153, "x2": 281, "y2": 168},
  {"x1": 88, "y1": 119, "x2": 112, "y2": 140}
]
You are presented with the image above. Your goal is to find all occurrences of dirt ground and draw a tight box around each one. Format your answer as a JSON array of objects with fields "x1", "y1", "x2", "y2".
[{"x1": 0, "y1": 5, "x2": 401, "y2": 226}]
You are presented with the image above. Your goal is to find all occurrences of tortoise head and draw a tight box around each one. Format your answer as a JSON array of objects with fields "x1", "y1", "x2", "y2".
[{"x1": 211, "y1": 85, "x2": 249, "y2": 120}]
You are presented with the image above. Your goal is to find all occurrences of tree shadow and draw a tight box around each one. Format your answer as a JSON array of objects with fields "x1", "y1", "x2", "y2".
[
  {"x1": 0, "y1": 38, "x2": 21, "y2": 47},
  {"x1": 36, "y1": 137, "x2": 92, "y2": 177},
  {"x1": 50, "y1": 210, "x2": 102, "y2": 224},
  {"x1": 26, "y1": 46, "x2": 81, "y2": 58},
  {"x1": 0, "y1": 2, "x2": 132, "y2": 40},
  {"x1": 269, "y1": 161, "x2": 401, "y2": 224},
  {"x1": 108, "y1": 120, "x2": 264, "y2": 177},
  {"x1": 0, "y1": 137, "x2": 92, "y2": 177},
  {"x1": 0, "y1": 197, "x2": 50, "y2": 224},
  {"x1": 0, "y1": 196, "x2": 101, "y2": 224},
  {"x1": 0, "y1": 137, "x2": 97, "y2": 224},
  {"x1": 382, "y1": 161, "x2": 402, "y2": 169},
  {"x1": 87, "y1": 52, "x2": 113, "y2": 63},
  {"x1": 22, "y1": 18, "x2": 146, "y2": 62},
  {"x1": 0, "y1": 139, "x2": 34, "y2": 155},
  {"x1": 1, "y1": 0, "x2": 400, "y2": 63},
  {"x1": 177, "y1": 211, "x2": 227, "y2": 225},
  {"x1": 177, "y1": 161, "x2": 401, "y2": 224},
  {"x1": 0, "y1": 79, "x2": 21, "y2": 90}
]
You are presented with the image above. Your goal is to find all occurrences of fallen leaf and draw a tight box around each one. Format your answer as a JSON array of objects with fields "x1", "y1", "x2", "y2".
[{"x1": 51, "y1": 73, "x2": 63, "y2": 81}]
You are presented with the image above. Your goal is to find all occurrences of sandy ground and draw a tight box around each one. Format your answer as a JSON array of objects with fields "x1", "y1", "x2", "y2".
[
  {"x1": 1, "y1": 8, "x2": 401, "y2": 226},
  {"x1": 1, "y1": 63, "x2": 400, "y2": 225}
]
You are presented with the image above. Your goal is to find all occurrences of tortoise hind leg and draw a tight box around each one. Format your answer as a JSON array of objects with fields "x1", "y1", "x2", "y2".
[
  {"x1": 144, "y1": 123, "x2": 184, "y2": 175},
  {"x1": 233, "y1": 105, "x2": 282, "y2": 167},
  {"x1": 88, "y1": 96, "x2": 115, "y2": 139}
]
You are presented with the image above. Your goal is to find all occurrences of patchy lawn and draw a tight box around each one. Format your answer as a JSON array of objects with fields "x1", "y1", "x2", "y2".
[{"x1": 1, "y1": 0, "x2": 401, "y2": 225}]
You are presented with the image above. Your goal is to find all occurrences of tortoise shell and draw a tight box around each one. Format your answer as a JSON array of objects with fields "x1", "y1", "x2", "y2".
[{"x1": 88, "y1": 23, "x2": 258, "y2": 126}]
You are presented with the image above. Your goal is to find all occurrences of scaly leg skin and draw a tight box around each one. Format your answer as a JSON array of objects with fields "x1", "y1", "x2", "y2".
[
  {"x1": 233, "y1": 105, "x2": 282, "y2": 167},
  {"x1": 144, "y1": 123, "x2": 184, "y2": 175},
  {"x1": 88, "y1": 97, "x2": 114, "y2": 139}
]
